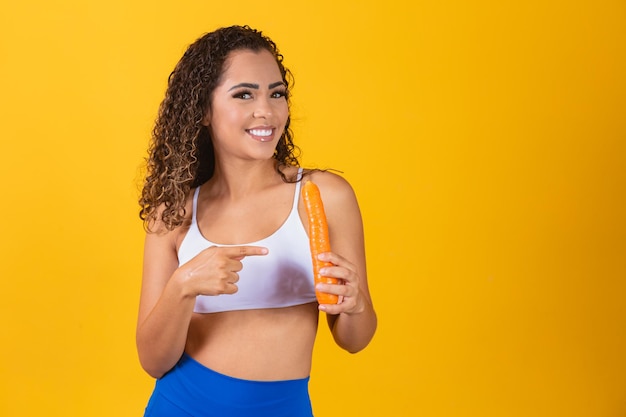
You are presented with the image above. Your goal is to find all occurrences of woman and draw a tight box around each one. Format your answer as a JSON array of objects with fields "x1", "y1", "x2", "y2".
[{"x1": 137, "y1": 25, "x2": 377, "y2": 417}]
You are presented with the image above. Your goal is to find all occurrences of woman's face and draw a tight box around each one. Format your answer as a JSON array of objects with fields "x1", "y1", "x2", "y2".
[{"x1": 205, "y1": 49, "x2": 289, "y2": 162}]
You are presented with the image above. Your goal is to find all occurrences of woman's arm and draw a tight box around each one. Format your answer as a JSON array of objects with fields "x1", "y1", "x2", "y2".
[
  {"x1": 136, "y1": 220, "x2": 269, "y2": 378},
  {"x1": 136, "y1": 227, "x2": 196, "y2": 378},
  {"x1": 310, "y1": 172, "x2": 377, "y2": 353}
]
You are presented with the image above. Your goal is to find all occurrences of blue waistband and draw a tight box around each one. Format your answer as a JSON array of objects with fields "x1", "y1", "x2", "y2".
[{"x1": 145, "y1": 353, "x2": 313, "y2": 417}]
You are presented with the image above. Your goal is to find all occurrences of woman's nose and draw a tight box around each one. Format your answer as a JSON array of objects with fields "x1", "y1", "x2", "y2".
[{"x1": 253, "y1": 98, "x2": 273, "y2": 118}]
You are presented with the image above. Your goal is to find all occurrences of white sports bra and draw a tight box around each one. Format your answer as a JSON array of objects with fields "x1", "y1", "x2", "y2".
[{"x1": 177, "y1": 174, "x2": 317, "y2": 313}]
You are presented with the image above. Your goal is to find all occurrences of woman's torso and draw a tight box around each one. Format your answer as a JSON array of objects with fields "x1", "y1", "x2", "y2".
[{"x1": 176, "y1": 167, "x2": 319, "y2": 381}]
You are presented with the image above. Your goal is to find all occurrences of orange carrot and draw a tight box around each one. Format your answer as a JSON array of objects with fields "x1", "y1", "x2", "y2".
[{"x1": 302, "y1": 180, "x2": 339, "y2": 304}]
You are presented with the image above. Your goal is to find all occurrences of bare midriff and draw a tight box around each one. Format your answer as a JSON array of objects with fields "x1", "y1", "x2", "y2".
[{"x1": 185, "y1": 302, "x2": 319, "y2": 381}]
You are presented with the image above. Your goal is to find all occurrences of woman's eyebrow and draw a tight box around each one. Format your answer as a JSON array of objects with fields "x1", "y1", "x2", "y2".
[
  {"x1": 228, "y1": 81, "x2": 284, "y2": 91},
  {"x1": 228, "y1": 82, "x2": 259, "y2": 91},
  {"x1": 268, "y1": 81, "x2": 285, "y2": 89}
]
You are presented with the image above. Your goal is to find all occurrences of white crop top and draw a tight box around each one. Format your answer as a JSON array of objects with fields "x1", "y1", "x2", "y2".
[{"x1": 177, "y1": 174, "x2": 317, "y2": 313}]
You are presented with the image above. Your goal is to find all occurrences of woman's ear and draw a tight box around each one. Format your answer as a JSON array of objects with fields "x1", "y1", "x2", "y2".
[{"x1": 201, "y1": 110, "x2": 211, "y2": 127}]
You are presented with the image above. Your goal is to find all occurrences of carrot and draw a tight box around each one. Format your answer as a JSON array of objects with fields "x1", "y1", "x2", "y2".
[{"x1": 302, "y1": 180, "x2": 339, "y2": 304}]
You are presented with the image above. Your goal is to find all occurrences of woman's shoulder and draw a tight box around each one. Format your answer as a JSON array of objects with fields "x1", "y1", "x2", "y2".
[
  {"x1": 301, "y1": 169, "x2": 363, "y2": 236},
  {"x1": 303, "y1": 168, "x2": 357, "y2": 206}
]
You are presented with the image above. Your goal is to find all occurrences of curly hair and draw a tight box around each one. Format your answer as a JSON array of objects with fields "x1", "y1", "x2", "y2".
[{"x1": 139, "y1": 25, "x2": 300, "y2": 232}]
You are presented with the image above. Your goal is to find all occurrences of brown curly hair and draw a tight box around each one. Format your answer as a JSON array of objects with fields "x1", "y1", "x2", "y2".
[{"x1": 139, "y1": 25, "x2": 300, "y2": 232}]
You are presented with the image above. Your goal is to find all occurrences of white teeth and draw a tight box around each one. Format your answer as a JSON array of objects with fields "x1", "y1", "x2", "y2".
[{"x1": 249, "y1": 129, "x2": 272, "y2": 137}]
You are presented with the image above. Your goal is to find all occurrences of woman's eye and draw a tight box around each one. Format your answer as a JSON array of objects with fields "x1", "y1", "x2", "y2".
[
  {"x1": 233, "y1": 91, "x2": 253, "y2": 99},
  {"x1": 271, "y1": 90, "x2": 287, "y2": 99}
]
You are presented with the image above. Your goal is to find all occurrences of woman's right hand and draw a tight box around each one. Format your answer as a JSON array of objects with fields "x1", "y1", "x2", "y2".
[{"x1": 175, "y1": 246, "x2": 269, "y2": 297}]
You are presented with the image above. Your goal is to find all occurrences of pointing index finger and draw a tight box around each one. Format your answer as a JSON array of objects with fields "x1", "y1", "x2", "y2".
[{"x1": 225, "y1": 246, "x2": 269, "y2": 259}]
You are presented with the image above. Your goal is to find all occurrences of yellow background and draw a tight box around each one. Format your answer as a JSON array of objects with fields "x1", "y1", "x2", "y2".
[{"x1": 1, "y1": 1, "x2": 625, "y2": 416}]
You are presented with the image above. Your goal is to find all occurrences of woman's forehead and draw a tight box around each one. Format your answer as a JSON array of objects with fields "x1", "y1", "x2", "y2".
[{"x1": 219, "y1": 49, "x2": 282, "y2": 83}]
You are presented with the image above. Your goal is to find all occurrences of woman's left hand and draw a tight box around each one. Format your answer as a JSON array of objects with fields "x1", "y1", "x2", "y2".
[{"x1": 315, "y1": 251, "x2": 366, "y2": 315}]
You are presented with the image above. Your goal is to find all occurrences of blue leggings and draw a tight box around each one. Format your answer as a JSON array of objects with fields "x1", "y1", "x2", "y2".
[{"x1": 143, "y1": 353, "x2": 314, "y2": 417}]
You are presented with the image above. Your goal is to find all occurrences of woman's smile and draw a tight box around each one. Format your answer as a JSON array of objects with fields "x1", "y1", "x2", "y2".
[{"x1": 246, "y1": 126, "x2": 275, "y2": 142}]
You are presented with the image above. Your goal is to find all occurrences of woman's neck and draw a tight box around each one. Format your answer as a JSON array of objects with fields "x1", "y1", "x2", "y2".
[{"x1": 207, "y1": 159, "x2": 279, "y2": 200}]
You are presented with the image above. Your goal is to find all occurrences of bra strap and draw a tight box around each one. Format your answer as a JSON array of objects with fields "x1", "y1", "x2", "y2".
[
  {"x1": 292, "y1": 168, "x2": 304, "y2": 210},
  {"x1": 191, "y1": 187, "x2": 200, "y2": 224}
]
